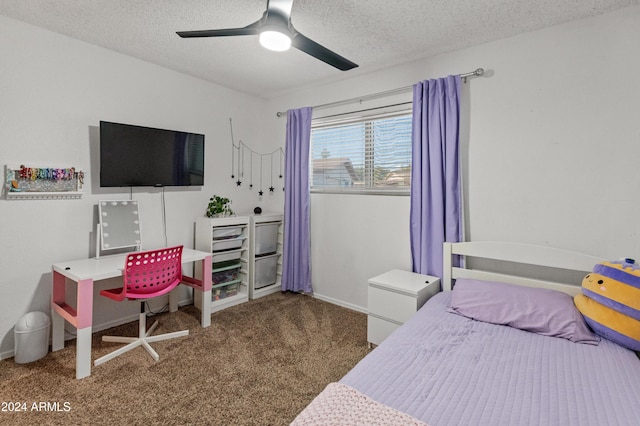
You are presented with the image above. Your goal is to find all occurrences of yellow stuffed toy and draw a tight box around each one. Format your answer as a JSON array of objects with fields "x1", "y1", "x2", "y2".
[{"x1": 574, "y1": 259, "x2": 640, "y2": 351}]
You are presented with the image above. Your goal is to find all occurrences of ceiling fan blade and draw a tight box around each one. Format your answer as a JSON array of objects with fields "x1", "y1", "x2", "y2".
[
  {"x1": 177, "y1": 20, "x2": 261, "y2": 38},
  {"x1": 292, "y1": 32, "x2": 358, "y2": 71}
]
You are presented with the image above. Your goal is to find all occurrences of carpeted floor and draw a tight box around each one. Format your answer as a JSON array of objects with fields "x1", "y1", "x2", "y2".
[{"x1": 0, "y1": 292, "x2": 370, "y2": 425}]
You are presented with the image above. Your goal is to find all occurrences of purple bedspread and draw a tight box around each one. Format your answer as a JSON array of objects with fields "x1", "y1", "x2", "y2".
[{"x1": 341, "y1": 292, "x2": 640, "y2": 426}]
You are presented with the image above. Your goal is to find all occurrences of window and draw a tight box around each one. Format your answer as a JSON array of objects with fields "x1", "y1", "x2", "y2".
[{"x1": 310, "y1": 110, "x2": 412, "y2": 194}]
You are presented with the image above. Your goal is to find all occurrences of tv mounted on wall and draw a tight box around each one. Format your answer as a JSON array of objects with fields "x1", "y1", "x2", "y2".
[{"x1": 100, "y1": 121, "x2": 205, "y2": 187}]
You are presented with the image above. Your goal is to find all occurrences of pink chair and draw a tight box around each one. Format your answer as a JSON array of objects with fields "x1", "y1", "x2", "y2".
[{"x1": 94, "y1": 246, "x2": 189, "y2": 366}]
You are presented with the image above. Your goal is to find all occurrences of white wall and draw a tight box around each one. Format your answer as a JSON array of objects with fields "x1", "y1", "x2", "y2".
[
  {"x1": 265, "y1": 5, "x2": 640, "y2": 311},
  {"x1": 0, "y1": 16, "x2": 281, "y2": 358},
  {"x1": 308, "y1": 194, "x2": 412, "y2": 311}
]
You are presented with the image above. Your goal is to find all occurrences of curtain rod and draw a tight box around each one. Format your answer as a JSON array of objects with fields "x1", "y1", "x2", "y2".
[{"x1": 275, "y1": 67, "x2": 484, "y2": 117}]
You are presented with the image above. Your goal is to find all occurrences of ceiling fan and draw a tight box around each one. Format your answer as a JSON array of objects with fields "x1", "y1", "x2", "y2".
[{"x1": 176, "y1": 0, "x2": 358, "y2": 71}]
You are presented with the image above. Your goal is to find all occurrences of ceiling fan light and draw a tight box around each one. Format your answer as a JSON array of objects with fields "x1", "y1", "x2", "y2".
[{"x1": 259, "y1": 30, "x2": 291, "y2": 52}]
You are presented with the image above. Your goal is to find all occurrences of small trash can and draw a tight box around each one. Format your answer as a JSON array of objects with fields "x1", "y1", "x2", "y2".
[{"x1": 14, "y1": 311, "x2": 51, "y2": 364}]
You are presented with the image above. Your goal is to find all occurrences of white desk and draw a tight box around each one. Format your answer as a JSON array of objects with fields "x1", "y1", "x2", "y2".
[{"x1": 51, "y1": 248, "x2": 212, "y2": 379}]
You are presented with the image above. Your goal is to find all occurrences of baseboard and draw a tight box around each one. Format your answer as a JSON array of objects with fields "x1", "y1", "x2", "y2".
[{"x1": 311, "y1": 293, "x2": 367, "y2": 314}]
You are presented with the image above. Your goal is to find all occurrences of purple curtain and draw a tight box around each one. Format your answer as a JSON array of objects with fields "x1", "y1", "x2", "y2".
[
  {"x1": 282, "y1": 107, "x2": 313, "y2": 293},
  {"x1": 410, "y1": 75, "x2": 462, "y2": 279}
]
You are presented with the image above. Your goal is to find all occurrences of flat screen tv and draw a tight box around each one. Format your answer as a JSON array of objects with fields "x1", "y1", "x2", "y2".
[{"x1": 100, "y1": 121, "x2": 205, "y2": 187}]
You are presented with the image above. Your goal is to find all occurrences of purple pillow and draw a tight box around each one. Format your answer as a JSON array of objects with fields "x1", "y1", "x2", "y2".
[{"x1": 448, "y1": 279, "x2": 600, "y2": 345}]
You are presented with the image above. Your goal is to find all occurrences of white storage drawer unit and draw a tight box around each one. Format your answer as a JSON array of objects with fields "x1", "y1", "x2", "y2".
[
  {"x1": 248, "y1": 213, "x2": 283, "y2": 299},
  {"x1": 195, "y1": 216, "x2": 250, "y2": 313},
  {"x1": 367, "y1": 269, "x2": 440, "y2": 346}
]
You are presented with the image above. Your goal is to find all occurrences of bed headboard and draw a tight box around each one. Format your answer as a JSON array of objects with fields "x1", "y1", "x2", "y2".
[{"x1": 443, "y1": 242, "x2": 605, "y2": 296}]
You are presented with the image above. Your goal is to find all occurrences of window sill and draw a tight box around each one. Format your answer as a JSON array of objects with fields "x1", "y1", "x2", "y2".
[{"x1": 310, "y1": 189, "x2": 410, "y2": 196}]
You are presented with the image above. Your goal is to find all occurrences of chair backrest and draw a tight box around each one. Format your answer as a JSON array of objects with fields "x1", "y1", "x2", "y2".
[{"x1": 122, "y1": 245, "x2": 183, "y2": 299}]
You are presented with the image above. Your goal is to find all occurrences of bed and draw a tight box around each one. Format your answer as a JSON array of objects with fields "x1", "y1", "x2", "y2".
[{"x1": 292, "y1": 242, "x2": 640, "y2": 425}]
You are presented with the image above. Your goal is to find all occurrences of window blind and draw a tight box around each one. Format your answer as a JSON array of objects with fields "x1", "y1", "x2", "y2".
[{"x1": 310, "y1": 110, "x2": 412, "y2": 194}]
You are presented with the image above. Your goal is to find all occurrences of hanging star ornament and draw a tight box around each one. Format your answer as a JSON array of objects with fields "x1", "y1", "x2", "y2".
[
  {"x1": 236, "y1": 180, "x2": 242, "y2": 186},
  {"x1": 258, "y1": 190, "x2": 264, "y2": 196},
  {"x1": 269, "y1": 186, "x2": 275, "y2": 192}
]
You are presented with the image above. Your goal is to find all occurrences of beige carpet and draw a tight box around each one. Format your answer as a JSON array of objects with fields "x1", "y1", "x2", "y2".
[{"x1": 0, "y1": 292, "x2": 370, "y2": 425}]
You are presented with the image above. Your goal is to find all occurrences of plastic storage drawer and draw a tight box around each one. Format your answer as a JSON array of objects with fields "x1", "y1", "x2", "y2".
[
  {"x1": 254, "y1": 253, "x2": 280, "y2": 289},
  {"x1": 212, "y1": 264, "x2": 241, "y2": 284},
  {"x1": 213, "y1": 258, "x2": 240, "y2": 270},
  {"x1": 212, "y1": 280, "x2": 241, "y2": 300},
  {"x1": 212, "y1": 235, "x2": 244, "y2": 251},
  {"x1": 212, "y1": 250, "x2": 242, "y2": 264},
  {"x1": 255, "y1": 222, "x2": 280, "y2": 255},
  {"x1": 212, "y1": 226, "x2": 242, "y2": 239}
]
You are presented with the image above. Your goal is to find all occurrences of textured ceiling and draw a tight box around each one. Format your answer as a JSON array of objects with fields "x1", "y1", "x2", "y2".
[{"x1": 1, "y1": 0, "x2": 637, "y2": 99}]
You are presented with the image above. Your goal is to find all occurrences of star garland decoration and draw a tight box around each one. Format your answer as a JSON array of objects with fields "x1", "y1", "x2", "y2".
[{"x1": 229, "y1": 118, "x2": 284, "y2": 199}]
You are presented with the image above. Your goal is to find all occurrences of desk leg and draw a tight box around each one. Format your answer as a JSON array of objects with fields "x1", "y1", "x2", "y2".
[
  {"x1": 200, "y1": 256, "x2": 212, "y2": 328},
  {"x1": 76, "y1": 327, "x2": 92, "y2": 379},
  {"x1": 75, "y1": 278, "x2": 94, "y2": 379},
  {"x1": 181, "y1": 257, "x2": 212, "y2": 327},
  {"x1": 201, "y1": 289, "x2": 211, "y2": 328},
  {"x1": 51, "y1": 314, "x2": 65, "y2": 351},
  {"x1": 51, "y1": 271, "x2": 66, "y2": 351},
  {"x1": 169, "y1": 288, "x2": 179, "y2": 313},
  {"x1": 50, "y1": 272, "x2": 94, "y2": 379}
]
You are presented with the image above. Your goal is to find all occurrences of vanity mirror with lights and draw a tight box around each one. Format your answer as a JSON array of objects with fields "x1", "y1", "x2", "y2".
[{"x1": 96, "y1": 200, "x2": 141, "y2": 258}]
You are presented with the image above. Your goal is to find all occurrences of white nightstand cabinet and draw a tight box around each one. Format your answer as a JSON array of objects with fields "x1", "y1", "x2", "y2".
[{"x1": 367, "y1": 269, "x2": 440, "y2": 347}]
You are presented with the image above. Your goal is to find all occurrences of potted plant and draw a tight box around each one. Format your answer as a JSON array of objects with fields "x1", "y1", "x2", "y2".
[{"x1": 206, "y1": 195, "x2": 233, "y2": 217}]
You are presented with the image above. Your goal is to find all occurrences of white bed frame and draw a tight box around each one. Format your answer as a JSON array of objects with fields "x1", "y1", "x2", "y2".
[{"x1": 443, "y1": 241, "x2": 604, "y2": 296}]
